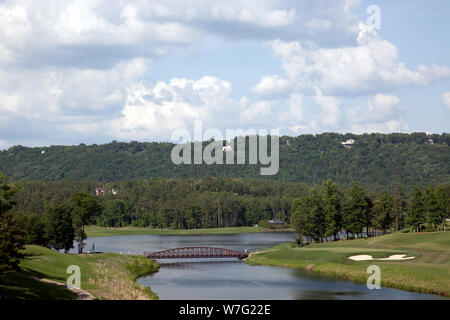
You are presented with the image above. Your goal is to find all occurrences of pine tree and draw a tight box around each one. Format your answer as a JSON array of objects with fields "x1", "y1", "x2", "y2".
[
  {"x1": 0, "y1": 172, "x2": 23, "y2": 277},
  {"x1": 321, "y1": 180, "x2": 342, "y2": 241},
  {"x1": 44, "y1": 204, "x2": 75, "y2": 253},
  {"x1": 71, "y1": 193, "x2": 100, "y2": 253},
  {"x1": 372, "y1": 190, "x2": 394, "y2": 233},
  {"x1": 343, "y1": 183, "x2": 367, "y2": 239},
  {"x1": 434, "y1": 186, "x2": 449, "y2": 231},
  {"x1": 393, "y1": 186, "x2": 408, "y2": 231},
  {"x1": 407, "y1": 187, "x2": 425, "y2": 232},
  {"x1": 310, "y1": 186, "x2": 326, "y2": 242}
]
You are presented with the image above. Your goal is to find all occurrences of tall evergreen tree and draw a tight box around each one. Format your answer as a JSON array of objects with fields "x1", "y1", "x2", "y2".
[
  {"x1": 0, "y1": 172, "x2": 23, "y2": 277},
  {"x1": 321, "y1": 180, "x2": 342, "y2": 241},
  {"x1": 44, "y1": 204, "x2": 75, "y2": 253},
  {"x1": 71, "y1": 193, "x2": 100, "y2": 253},
  {"x1": 372, "y1": 190, "x2": 394, "y2": 233},
  {"x1": 407, "y1": 187, "x2": 425, "y2": 232},
  {"x1": 423, "y1": 187, "x2": 440, "y2": 228},
  {"x1": 393, "y1": 186, "x2": 408, "y2": 231},
  {"x1": 310, "y1": 186, "x2": 326, "y2": 242},
  {"x1": 343, "y1": 183, "x2": 367, "y2": 239},
  {"x1": 24, "y1": 214, "x2": 47, "y2": 246},
  {"x1": 364, "y1": 195, "x2": 374, "y2": 237},
  {"x1": 434, "y1": 186, "x2": 449, "y2": 231}
]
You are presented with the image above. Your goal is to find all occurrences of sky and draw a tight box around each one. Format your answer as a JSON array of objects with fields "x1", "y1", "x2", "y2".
[{"x1": 0, "y1": 0, "x2": 449, "y2": 149}]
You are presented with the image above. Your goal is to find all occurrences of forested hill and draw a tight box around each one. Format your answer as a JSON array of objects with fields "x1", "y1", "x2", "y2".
[{"x1": 1, "y1": 132, "x2": 449, "y2": 192}]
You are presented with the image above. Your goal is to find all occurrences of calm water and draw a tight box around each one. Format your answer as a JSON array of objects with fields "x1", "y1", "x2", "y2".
[{"x1": 80, "y1": 233, "x2": 445, "y2": 300}]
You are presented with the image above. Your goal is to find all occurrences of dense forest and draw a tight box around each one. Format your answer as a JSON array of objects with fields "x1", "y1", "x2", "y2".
[
  {"x1": 4, "y1": 174, "x2": 448, "y2": 255},
  {"x1": 291, "y1": 180, "x2": 449, "y2": 244},
  {"x1": 1, "y1": 132, "x2": 449, "y2": 192},
  {"x1": 10, "y1": 178, "x2": 309, "y2": 229}
]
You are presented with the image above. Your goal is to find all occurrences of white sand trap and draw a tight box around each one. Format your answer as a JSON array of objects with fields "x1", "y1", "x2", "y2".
[
  {"x1": 349, "y1": 254, "x2": 415, "y2": 261},
  {"x1": 349, "y1": 255, "x2": 374, "y2": 261},
  {"x1": 379, "y1": 254, "x2": 415, "y2": 261}
]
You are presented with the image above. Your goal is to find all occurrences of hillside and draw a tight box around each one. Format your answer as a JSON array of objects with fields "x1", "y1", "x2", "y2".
[{"x1": 1, "y1": 132, "x2": 449, "y2": 192}]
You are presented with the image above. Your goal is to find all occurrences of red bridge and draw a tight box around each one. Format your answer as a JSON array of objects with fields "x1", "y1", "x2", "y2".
[{"x1": 144, "y1": 247, "x2": 249, "y2": 260}]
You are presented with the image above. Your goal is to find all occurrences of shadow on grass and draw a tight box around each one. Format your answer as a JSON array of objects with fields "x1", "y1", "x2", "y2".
[
  {"x1": 0, "y1": 270, "x2": 77, "y2": 300},
  {"x1": 20, "y1": 267, "x2": 66, "y2": 283},
  {"x1": 20, "y1": 251, "x2": 66, "y2": 282}
]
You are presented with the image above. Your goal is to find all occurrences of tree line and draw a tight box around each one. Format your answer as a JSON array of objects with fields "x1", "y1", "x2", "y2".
[
  {"x1": 11, "y1": 177, "x2": 309, "y2": 230},
  {"x1": 1, "y1": 132, "x2": 448, "y2": 192},
  {"x1": 12, "y1": 192, "x2": 100, "y2": 254},
  {"x1": 1, "y1": 171, "x2": 449, "y2": 276},
  {"x1": 291, "y1": 180, "x2": 449, "y2": 244}
]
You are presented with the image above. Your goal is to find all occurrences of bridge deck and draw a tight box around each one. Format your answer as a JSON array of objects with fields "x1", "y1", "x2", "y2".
[{"x1": 144, "y1": 246, "x2": 249, "y2": 259}]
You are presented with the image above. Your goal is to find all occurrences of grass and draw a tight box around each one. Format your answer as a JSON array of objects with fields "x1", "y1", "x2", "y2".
[
  {"x1": 246, "y1": 231, "x2": 450, "y2": 297},
  {"x1": 85, "y1": 225, "x2": 290, "y2": 237},
  {"x1": 0, "y1": 245, "x2": 159, "y2": 300}
]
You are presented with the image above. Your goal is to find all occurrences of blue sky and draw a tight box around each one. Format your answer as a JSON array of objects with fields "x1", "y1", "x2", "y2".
[{"x1": 0, "y1": 0, "x2": 449, "y2": 149}]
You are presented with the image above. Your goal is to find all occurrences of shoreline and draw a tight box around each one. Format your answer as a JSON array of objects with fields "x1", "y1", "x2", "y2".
[
  {"x1": 246, "y1": 257, "x2": 447, "y2": 298},
  {"x1": 245, "y1": 232, "x2": 450, "y2": 298},
  {"x1": 85, "y1": 225, "x2": 295, "y2": 237},
  {"x1": 5, "y1": 246, "x2": 160, "y2": 300}
]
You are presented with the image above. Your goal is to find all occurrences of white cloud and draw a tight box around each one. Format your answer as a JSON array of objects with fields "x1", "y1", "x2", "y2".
[
  {"x1": 351, "y1": 119, "x2": 409, "y2": 134},
  {"x1": 240, "y1": 100, "x2": 274, "y2": 123},
  {"x1": 0, "y1": 58, "x2": 149, "y2": 119},
  {"x1": 442, "y1": 92, "x2": 450, "y2": 111},
  {"x1": 271, "y1": 23, "x2": 450, "y2": 96},
  {"x1": 313, "y1": 87, "x2": 341, "y2": 127},
  {"x1": 250, "y1": 75, "x2": 290, "y2": 98},
  {"x1": 0, "y1": 0, "x2": 198, "y2": 68},
  {"x1": 111, "y1": 76, "x2": 239, "y2": 141},
  {"x1": 0, "y1": 0, "x2": 365, "y2": 147},
  {"x1": 0, "y1": 139, "x2": 9, "y2": 150},
  {"x1": 0, "y1": 0, "x2": 448, "y2": 148},
  {"x1": 348, "y1": 93, "x2": 401, "y2": 123},
  {"x1": 0, "y1": 0, "x2": 362, "y2": 69},
  {"x1": 275, "y1": 92, "x2": 304, "y2": 132},
  {"x1": 346, "y1": 94, "x2": 408, "y2": 134}
]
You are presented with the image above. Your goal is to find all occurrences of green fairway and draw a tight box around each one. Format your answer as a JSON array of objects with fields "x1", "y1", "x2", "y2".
[
  {"x1": 0, "y1": 245, "x2": 159, "y2": 300},
  {"x1": 246, "y1": 231, "x2": 450, "y2": 297},
  {"x1": 85, "y1": 225, "x2": 286, "y2": 237}
]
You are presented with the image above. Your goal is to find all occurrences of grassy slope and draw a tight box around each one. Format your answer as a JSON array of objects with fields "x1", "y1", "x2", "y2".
[
  {"x1": 246, "y1": 232, "x2": 450, "y2": 297},
  {"x1": 85, "y1": 225, "x2": 287, "y2": 237},
  {"x1": 0, "y1": 245, "x2": 159, "y2": 300}
]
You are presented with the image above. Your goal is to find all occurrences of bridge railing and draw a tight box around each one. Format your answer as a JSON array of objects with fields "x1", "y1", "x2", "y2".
[{"x1": 144, "y1": 247, "x2": 249, "y2": 259}]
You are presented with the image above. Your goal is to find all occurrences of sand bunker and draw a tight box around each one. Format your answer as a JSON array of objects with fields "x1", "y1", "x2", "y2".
[{"x1": 349, "y1": 254, "x2": 415, "y2": 261}]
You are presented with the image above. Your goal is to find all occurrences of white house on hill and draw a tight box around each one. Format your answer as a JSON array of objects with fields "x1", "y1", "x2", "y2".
[{"x1": 341, "y1": 139, "x2": 355, "y2": 148}]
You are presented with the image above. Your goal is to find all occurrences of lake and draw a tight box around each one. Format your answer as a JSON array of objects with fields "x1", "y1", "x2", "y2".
[{"x1": 81, "y1": 233, "x2": 445, "y2": 300}]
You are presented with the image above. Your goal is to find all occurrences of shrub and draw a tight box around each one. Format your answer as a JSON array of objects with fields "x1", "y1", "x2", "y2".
[{"x1": 126, "y1": 256, "x2": 159, "y2": 279}]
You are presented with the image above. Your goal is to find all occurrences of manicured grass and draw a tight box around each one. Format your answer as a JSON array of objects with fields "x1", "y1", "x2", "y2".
[
  {"x1": 0, "y1": 245, "x2": 159, "y2": 300},
  {"x1": 246, "y1": 231, "x2": 450, "y2": 297},
  {"x1": 85, "y1": 225, "x2": 287, "y2": 237}
]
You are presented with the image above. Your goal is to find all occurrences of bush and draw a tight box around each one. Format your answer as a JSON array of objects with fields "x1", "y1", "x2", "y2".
[{"x1": 126, "y1": 256, "x2": 159, "y2": 279}]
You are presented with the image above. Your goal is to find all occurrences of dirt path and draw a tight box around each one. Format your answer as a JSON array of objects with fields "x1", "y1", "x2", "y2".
[{"x1": 30, "y1": 276, "x2": 96, "y2": 300}]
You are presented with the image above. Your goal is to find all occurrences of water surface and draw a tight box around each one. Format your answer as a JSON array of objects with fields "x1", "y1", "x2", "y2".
[{"x1": 80, "y1": 233, "x2": 445, "y2": 300}]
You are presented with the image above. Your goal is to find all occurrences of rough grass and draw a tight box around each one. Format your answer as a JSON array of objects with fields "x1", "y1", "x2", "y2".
[
  {"x1": 246, "y1": 231, "x2": 450, "y2": 297},
  {"x1": 85, "y1": 225, "x2": 284, "y2": 237},
  {"x1": 0, "y1": 245, "x2": 159, "y2": 300}
]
